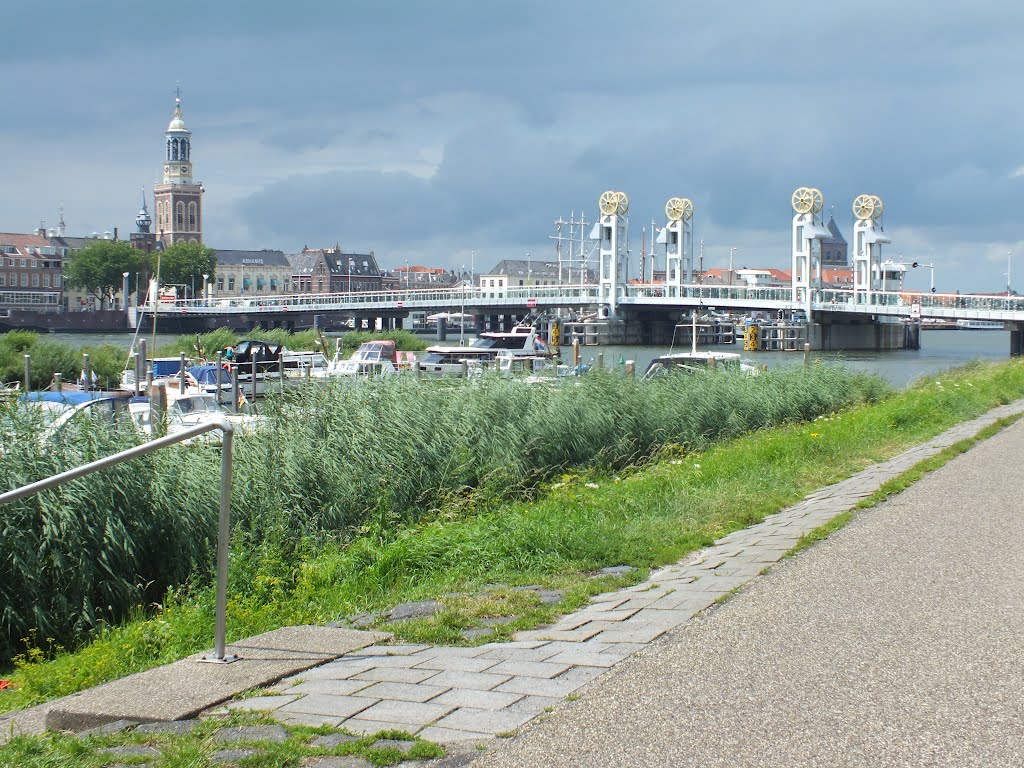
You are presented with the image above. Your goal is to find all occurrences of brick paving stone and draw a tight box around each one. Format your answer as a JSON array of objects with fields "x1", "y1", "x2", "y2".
[
  {"x1": 486, "y1": 660, "x2": 572, "y2": 679},
  {"x1": 494, "y1": 674, "x2": 591, "y2": 699},
  {"x1": 431, "y1": 688, "x2": 524, "y2": 711},
  {"x1": 309, "y1": 732, "x2": 360, "y2": 748},
  {"x1": 543, "y1": 650, "x2": 624, "y2": 668},
  {"x1": 305, "y1": 757, "x2": 372, "y2": 768},
  {"x1": 349, "y1": 699, "x2": 454, "y2": 726},
  {"x1": 581, "y1": 640, "x2": 647, "y2": 656},
  {"x1": 224, "y1": 695, "x2": 298, "y2": 712},
  {"x1": 545, "y1": 614, "x2": 594, "y2": 631},
  {"x1": 592, "y1": 625, "x2": 673, "y2": 644},
  {"x1": 573, "y1": 608, "x2": 640, "y2": 622},
  {"x1": 336, "y1": 718, "x2": 425, "y2": 736},
  {"x1": 476, "y1": 640, "x2": 551, "y2": 650},
  {"x1": 421, "y1": 670, "x2": 512, "y2": 691},
  {"x1": 432, "y1": 706, "x2": 538, "y2": 735},
  {"x1": 370, "y1": 737, "x2": 417, "y2": 753},
  {"x1": 275, "y1": 712, "x2": 344, "y2": 727},
  {"x1": 340, "y1": 654, "x2": 426, "y2": 668},
  {"x1": 284, "y1": 679, "x2": 372, "y2": 696},
  {"x1": 277, "y1": 694, "x2": 377, "y2": 719},
  {"x1": 346, "y1": 644, "x2": 431, "y2": 656},
  {"x1": 528, "y1": 627, "x2": 605, "y2": 643},
  {"x1": 478, "y1": 645, "x2": 561, "y2": 662},
  {"x1": 351, "y1": 681, "x2": 450, "y2": 703},
  {"x1": 294, "y1": 660, "x2": 377, "y2": 679},
  {"x1": 588, "y1": 593, "x2": 630, "y2": 605},
  {"x1": 413, "y1": 654, "x2": 500, "y2": 673},
  {"x1": 213, "y1": 724, "x2": 290, "y2": 743},
  {"x1": 352, "y1": 667, "x2": 442, "y2": 684},
  {"x1": 504, "y1": 694, "x2": 563, "y2": 715},
  {"x1": 418, "y1": 725, "x2": 494, "y2": 743},
  {"x1": 406, "y1": 645, "x2": 492, "y2": 659},
  {"x1": 135, "y1": 720, "x2": 200, "y2": 735}
]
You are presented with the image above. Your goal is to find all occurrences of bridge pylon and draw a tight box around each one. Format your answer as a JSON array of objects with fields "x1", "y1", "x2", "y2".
[
  {"x1": 591, "y1": 190, "x2": 629, "y2": 317},
  {"x1": 851, "y1": 194, "x2": 891, "y2": 305},
  {"x1": 658, "y1": 197, "x2": 693, "y2": 297},
  {"x1": 790, "y1": 187, "x2": 831, "y2": 315}
]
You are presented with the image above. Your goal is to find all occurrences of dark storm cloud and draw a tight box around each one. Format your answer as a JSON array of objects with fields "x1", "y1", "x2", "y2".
[{"x1": 5, "y1": 1, "x2": 1024, "y2": 290}]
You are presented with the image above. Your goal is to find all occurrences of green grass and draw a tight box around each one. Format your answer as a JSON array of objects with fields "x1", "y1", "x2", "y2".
[
  {"x1": 0, "y1": 711, "x2": 443, "y2": 767},
  {"x1": 1, "y1": 359, "x2": 1023, "y2": 715}
]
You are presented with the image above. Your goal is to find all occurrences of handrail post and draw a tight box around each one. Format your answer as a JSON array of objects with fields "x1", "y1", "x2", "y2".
[
  {"x1": 23, "y1": 354, "x2": 30, "y2": 392},
  {"x1": 180, "y1": 352, "x2": 187, "y2": 394},
  {"x1": 202, "y1": 424, "x2": 237, "y2": 663}
]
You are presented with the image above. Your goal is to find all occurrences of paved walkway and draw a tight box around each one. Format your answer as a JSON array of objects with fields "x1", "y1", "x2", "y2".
[
  {"x1": 215, "y1": 401, "x2": 1024, "y2": 756},
  {"x1": 473, "y1": 409, "x2": 1024, "y2": 767}
]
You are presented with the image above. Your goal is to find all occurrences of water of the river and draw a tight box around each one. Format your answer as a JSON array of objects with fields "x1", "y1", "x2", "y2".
[{"x1": 44, "y1": 329, "x2": 1012, "y2": 389}]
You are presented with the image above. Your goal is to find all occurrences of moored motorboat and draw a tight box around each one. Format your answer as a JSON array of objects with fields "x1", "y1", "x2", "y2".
[{"x1": 419, "y1": 324, "x2": 554, "y2": 377}]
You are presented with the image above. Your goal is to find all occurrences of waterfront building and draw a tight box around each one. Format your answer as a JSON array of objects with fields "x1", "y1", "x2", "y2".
[
  {"x1": 391, "y1": 266, "x2": 458, "y2": 289},
  {"x1": 211, "y1": 249, "x2": 292, "y2": 297},
  {"x1": 288, "y1": 245, "x2": 382, "y2": 293},
  {"x1": 153, "y1": 93, "x2": 203, "y2": 245},
  {"x1": 478, "y1": 259, "x2": 596, "y2": 298},
  {"x1": 0, "y1": 231, "x2": 66, "y2": 311}
]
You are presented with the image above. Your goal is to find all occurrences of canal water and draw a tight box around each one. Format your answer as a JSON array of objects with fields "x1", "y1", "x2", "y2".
[{"x1": 44, "y1": 329, "x2": 1012, "y2": 389}]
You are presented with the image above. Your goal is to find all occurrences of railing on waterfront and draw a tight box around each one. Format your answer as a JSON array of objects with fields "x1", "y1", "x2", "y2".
[
  {"x1": 137, "y1": 282, "x2": 1024, "y2": 323},
  {"x1": 0, "y1": 415, "x2": 239, "y2": 664}
]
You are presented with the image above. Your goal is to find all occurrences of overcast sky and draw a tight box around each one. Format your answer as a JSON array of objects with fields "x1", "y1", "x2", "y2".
[{"x1": 3, "y1": 1, "x2": 1022, "y2": 292}]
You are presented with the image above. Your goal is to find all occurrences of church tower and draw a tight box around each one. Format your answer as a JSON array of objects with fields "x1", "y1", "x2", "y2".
[{"x1": 153, "y1": 91, "x2": 203, "y2": 244}]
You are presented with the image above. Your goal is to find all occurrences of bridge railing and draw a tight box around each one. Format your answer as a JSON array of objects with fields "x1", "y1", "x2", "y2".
[
  {"x1": 815, "y1": 289, "x2": 1024, "y2": 315},
  {"x1": 629, "y1": 284, "x2": 793, "y2": 303}
]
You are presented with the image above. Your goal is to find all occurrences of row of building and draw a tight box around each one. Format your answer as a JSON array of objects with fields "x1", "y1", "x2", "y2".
[{"x1": 1, "y1": 93, "x2": 858, "y2": 313}]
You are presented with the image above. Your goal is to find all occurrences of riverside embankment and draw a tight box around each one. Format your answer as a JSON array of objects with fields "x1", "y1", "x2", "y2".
[{"x1": 1, "y1": 358, "x2": 1023, "y2": 720}]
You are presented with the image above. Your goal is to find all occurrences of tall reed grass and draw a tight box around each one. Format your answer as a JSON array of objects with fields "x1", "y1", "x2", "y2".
[{"x1": 0, "y1": 363, "x2": 888, "y2": 664}]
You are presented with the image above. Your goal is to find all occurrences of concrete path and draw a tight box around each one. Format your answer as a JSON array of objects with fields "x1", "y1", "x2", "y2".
[
  {"x1": 472, "y1": 410, "x2": 1024, "y2": 767},
  {"x1": 219, "y1": 401, "x2": 1024, "y2": 757}
]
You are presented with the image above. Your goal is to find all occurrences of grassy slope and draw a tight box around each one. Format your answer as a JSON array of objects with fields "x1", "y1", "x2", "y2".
[{"x1": 2, "y1": 359, "x2": 1023, "y2": 713}]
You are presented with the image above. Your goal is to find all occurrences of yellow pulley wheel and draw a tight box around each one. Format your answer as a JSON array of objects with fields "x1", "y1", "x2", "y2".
[
  {"x1": 792, "y1": 187, "x2": 815, "y2": 214},
  {"x1": 679, "y1": 197, "x2": 693, "y2": 221},
  {"x1": 599, "y1": 190, "x2": 619, "y2": 216},
  {"x1": 852, "y1": 194, "x2": 876, "y2": 221},
  {"x1": 869, "y1": 195, "x2": 883, "y2": 219},
  {"x1": 666, "y1": 197, "x2": 685, "y2": 222},
  {"x1": 808, "y1": 187, "x2": 824, "y2": 214},
  {"x1": 615, "y1": 191, "x2": 629, "y2": 215}
]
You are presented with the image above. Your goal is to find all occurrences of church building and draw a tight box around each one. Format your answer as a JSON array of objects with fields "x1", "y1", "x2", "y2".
[{"x1": 153, "y1": 93, "x2": 203, "y2": 244}]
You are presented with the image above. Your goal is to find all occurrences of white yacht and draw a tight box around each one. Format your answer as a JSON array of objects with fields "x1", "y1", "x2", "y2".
[{"x1": 419, "y1": 325, "x2": 553, "y2": 377}]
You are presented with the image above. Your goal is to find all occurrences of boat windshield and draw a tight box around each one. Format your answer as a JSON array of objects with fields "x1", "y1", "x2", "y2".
[
  {"x1": 151, "y1": 359, "x2": 182, "y2": 377},
  {"x1": 470, "y1": 335, "x2": 531, "y2": 351}
]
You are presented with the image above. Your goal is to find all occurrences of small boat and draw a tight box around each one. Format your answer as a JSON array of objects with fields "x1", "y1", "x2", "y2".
[
  {"x1": 207, "y1": 340, "x2": 329, "y2": 396},
  {"x1": 419, "y1": 324, "x2": 554, "y2": 377},
  {"x1": 128, "y1": 390, "x2": 261, "y2": 444},
  {"x1": 120, "y1": 356, "x2": 191, "y2": 394},
  {"x1": 955, "y1": 319, "x2": 1004, "y2": 330},
  {"x1": 642, "y1": 351, "x2": 759, "y2": 379},
  {"x1": 317, "y1": 339, "x2": 416, "y2": 379}
]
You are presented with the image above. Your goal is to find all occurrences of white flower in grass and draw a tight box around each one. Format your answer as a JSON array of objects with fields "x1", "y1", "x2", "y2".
[{"x1": 585, "y1": 482, "x2": 599, "y2": 489}]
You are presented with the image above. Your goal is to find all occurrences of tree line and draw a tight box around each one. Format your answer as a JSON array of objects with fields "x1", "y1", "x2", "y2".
[{"x1": 62, "y1": 240, "x2": 217, "y2": 308}]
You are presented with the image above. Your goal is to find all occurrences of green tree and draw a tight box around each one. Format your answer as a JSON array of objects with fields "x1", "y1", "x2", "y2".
[
  {"x1": 63, "y1": 240, "x2": 145, "y2": 308},
  {"x1": 156, "y1": 242, "x2": 217, "y2": 298}
]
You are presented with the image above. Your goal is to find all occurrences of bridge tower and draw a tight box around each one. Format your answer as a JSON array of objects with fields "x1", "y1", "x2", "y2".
[
  {"x1": 790, "y1": 187, "x2": 830, "y2": 315},
  {"x1": 851, "y1": 194, "x2": 890, "y2": 305},
  {"x1": 658, "y1": 196, "x2": 693, "y2": 296},
  {"x1": 592, "y1": 190, "x2": 629, "y2": 316}
]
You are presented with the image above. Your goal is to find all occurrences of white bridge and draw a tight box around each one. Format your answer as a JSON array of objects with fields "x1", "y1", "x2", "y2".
[
  {"x1": 141, "y1": 283, "x2": 1024, "y2": 325},
  {"x1": 135, "y1": 187, "x2": 1024, "y2": 354}
]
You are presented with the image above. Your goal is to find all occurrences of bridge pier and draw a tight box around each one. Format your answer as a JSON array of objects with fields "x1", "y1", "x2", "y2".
[
  {"x1": 811, "y1": 315, "x2": 908, "y2": 351},
  {"x1": 1010, "y1": 322, "x2": 1024, "y2": 357}
]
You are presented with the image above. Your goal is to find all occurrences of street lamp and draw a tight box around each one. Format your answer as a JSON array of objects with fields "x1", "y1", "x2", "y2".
[
  {"x1": 1008, "y1": 250, "x2": 1013, "y2": 295},
  {"x1": 202, "y1": 272, "x2": 209, "y2": 303},
  {"x1": 728, "y1": 247, "x2": 737, "y2": 286}
]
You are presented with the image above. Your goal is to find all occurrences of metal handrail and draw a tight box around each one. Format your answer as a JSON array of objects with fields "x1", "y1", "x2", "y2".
[{"x1": 0, "y1": 415, "x2": 238, "y2": 664}]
